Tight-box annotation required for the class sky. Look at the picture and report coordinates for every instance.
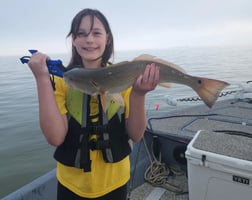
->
[1,0,252,56]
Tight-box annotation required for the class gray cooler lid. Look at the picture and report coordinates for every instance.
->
[192,130,252,161]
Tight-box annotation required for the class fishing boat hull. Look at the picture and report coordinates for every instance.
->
[3,97,252,200]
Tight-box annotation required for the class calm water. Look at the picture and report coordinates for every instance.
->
[0,46,252,197]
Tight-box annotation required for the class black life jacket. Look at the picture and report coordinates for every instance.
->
[54,89,132,172]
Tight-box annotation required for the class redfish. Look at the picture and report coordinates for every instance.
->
[63,54,229,108]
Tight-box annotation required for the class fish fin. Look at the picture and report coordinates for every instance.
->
[159,82,172,88]
[133,54,186,73]
[110,61,130,67]
[100,93,125,112]
[110,93,125,107]
[100,93,108,112]
[193,77,230,108]
[133,54,156,61]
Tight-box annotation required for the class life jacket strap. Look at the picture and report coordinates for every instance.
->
[79,94,92,172]
[79,94,107,172]
[79,132,92,172]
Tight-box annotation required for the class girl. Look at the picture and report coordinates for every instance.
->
[28,8,160,200]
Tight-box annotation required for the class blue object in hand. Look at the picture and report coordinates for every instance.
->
[20,50,66,77]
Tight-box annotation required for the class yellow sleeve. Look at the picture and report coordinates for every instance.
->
[121,87,132,119]
[54,76,68,115]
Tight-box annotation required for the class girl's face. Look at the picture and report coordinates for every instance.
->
[73,16,108,68]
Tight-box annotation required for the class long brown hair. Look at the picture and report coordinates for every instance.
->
[67,8,114,68]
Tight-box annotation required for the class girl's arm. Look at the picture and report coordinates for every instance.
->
[126,63,159,142]
[28,52,68,146]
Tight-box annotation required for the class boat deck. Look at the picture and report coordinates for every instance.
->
[131,181,188,200]
[130,97,252,200]
[130,176,189,200]
[147,98,252,138]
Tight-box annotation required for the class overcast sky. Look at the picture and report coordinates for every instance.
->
[1,0,252,55]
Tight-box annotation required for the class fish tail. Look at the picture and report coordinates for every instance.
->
[193,78,230,108]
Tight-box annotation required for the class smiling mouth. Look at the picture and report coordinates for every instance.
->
[83,47,98,51]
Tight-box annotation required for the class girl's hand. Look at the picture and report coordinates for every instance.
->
[132,63,160,96]
[28,52,50,79]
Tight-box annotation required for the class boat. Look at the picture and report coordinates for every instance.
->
[3,88,252,200]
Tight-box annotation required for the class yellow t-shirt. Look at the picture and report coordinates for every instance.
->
[53,76,131,198]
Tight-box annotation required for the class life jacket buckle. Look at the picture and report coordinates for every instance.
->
[89,139,109,150]
[88,125,108,135]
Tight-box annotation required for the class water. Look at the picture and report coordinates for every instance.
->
[0,46,251,197]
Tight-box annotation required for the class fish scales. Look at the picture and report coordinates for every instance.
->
[63,55,230,108]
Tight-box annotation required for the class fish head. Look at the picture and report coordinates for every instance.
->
[63,68,100,95]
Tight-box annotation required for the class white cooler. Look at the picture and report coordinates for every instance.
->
[185,130,252,200]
